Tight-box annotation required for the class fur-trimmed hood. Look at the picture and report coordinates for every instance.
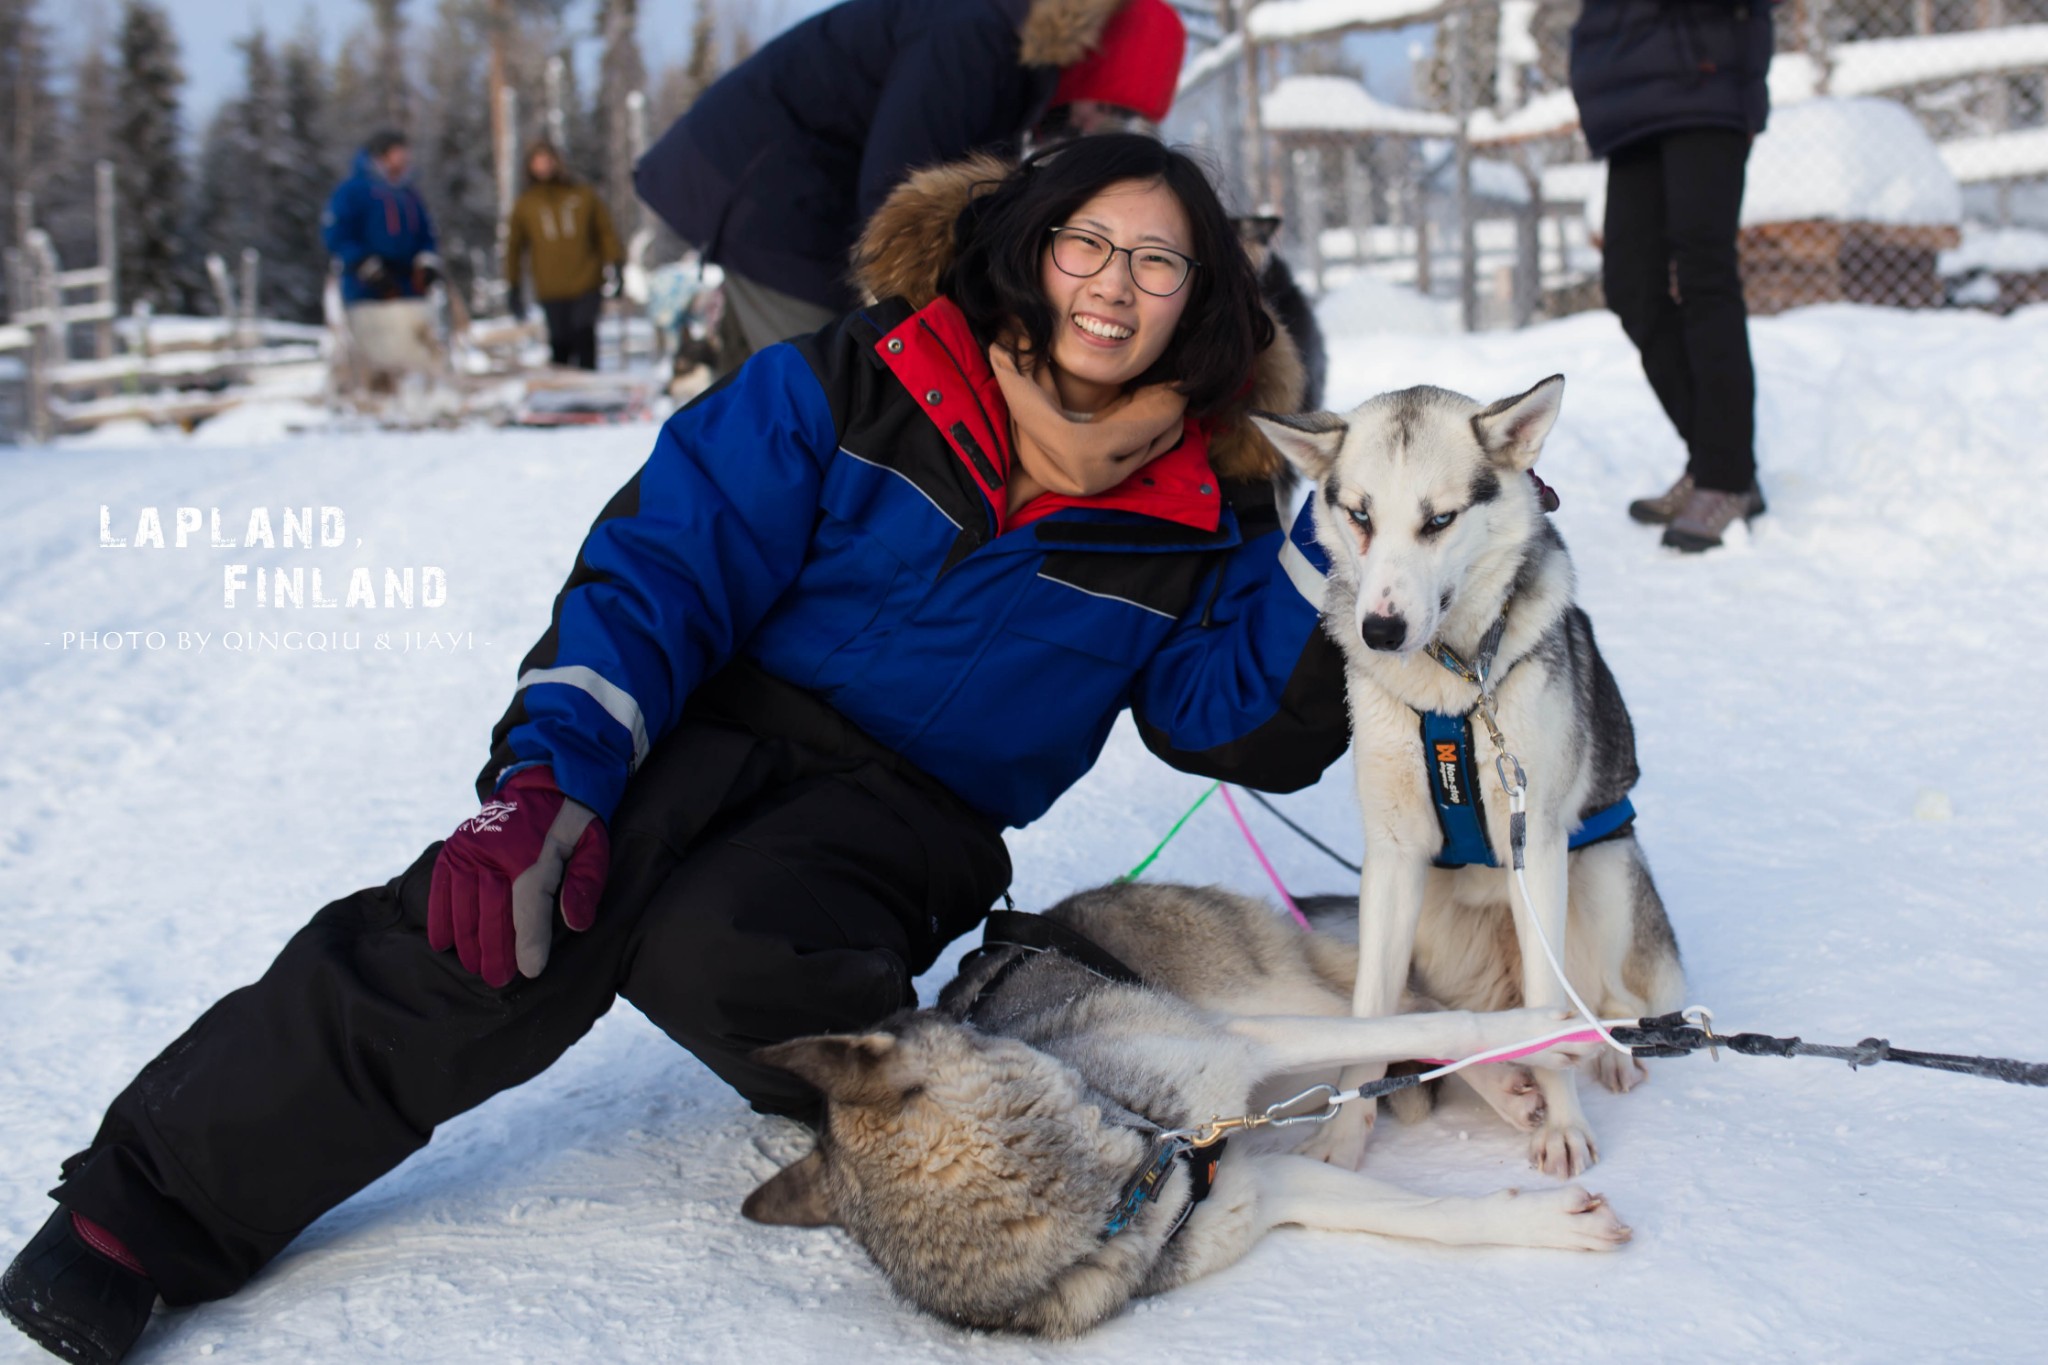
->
[1019,0,1128,68]
[851,154,1308,483]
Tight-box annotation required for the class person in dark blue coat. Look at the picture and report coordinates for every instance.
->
[636,0,1187,372]
[4,136,1331,1364]
[1571,0,1773,551]
[321,130,441,305]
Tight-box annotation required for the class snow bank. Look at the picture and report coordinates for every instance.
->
[1261,74,1456,136]
[1744,98,1962,227]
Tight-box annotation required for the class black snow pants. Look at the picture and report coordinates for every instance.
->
[1601,128,1758,493]
[48,664,1011,1308]
[541,290,603,369]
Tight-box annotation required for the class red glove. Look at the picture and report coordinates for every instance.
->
[428,767,609,987]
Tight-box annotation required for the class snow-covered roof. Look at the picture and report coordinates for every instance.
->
[1744,98,1961,228]
[1468,88,1580,145]
[1940,127,2048,185]
[1770,26,2048,106]
[1939,224,2048,275]
[1245,0,1445,43]
[1177,31,1244,98]
[1261,75,1458,136]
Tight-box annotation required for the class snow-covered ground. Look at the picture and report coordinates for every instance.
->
[4,300,2048,1362]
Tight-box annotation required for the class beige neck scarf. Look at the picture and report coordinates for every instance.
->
[987,343,1188,516]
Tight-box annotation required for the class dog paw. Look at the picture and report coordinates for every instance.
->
[1592,1049,1649,1094]
[1503,1185,1632,1251]
[1528,1120,1598,1179]
[1457,1064,1546,1133]
[1293,1103,1374,1170]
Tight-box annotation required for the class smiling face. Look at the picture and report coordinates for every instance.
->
[1037,178,1195,415]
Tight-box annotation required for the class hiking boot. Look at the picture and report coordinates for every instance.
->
[0,1209,157,1364]
[1662,483,1767,553]
[1627,473,1694,525]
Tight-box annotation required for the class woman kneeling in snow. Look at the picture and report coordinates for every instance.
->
[1,134,1343,1364]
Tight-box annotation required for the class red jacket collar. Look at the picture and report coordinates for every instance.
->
[874,298,1223,535]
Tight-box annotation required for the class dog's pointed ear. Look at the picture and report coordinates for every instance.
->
[756,1033,906,1107]
[1250,411,1347,482]
[1472,375,1564,472]
[743,1149,835,1227]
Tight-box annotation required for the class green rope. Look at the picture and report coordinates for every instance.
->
[1118,781,1220,883]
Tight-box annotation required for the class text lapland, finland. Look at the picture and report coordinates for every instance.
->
[99,506,447,609]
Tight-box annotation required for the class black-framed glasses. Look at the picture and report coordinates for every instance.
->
[1047,227,1199,298]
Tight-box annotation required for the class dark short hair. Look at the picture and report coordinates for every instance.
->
[941,134,1273,420]
[367,130,409,158]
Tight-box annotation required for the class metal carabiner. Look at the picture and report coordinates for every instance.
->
[1261,1083,1341,1128]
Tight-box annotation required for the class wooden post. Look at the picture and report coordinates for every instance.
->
[1451,13,1478,331]
[496,84,520,315]
[238,248,260,350]
[1238,3,1270,210]
[95,161,118,360]
[24,231,57,442]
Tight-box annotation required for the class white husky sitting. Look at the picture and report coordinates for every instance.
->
[745,882,1627,1338]
[1253,378,1686,1178]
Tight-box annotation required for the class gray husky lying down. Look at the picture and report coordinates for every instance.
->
[744,881,1628,1338]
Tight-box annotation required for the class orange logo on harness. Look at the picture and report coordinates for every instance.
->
[1434,742,1459,765]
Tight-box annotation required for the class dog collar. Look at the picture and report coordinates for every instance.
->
[1102,1134,1227,1243]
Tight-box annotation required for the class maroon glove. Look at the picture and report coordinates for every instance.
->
[428,766,609,987]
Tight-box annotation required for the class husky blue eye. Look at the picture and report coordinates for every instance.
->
[1346,506,1371,532]
[1425,511,1457,533]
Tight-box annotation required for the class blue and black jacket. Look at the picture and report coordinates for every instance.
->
[322,150,439,303]
[480,295,1349,830]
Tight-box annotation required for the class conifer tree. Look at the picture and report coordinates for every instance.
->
[114,0,193,312]
[594,0,646,247]
[45,17,117,277]
[1,0,62,309]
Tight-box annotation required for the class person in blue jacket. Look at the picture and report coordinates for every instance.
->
[321,130,442,305]
[635,0,1188,372]
[2,135,1334,1364]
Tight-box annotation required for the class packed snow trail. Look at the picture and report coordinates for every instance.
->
[3,303,2046,1362]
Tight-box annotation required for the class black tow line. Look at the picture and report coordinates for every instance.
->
[1611,1012,2048,1088]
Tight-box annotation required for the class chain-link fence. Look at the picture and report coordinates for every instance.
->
[1168,0,2048,328]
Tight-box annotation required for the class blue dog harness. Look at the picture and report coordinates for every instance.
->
[1419,615,1635,870]
[1420,709,1636,868]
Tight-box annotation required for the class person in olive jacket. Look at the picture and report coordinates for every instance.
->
[505,142,627,370]
[1571,0,1773,552]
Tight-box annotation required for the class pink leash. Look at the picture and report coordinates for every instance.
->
[1218,784,1312,929]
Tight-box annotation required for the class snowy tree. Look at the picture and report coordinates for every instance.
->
[114,0,193,313]
[43,14,117,279]
[1,0,62,311]
[367,0,414,131]
[594,0,647,251]
[415,0,498,300]
[273,36,339,321]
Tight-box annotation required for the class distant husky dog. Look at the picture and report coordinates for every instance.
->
[1236,214,1327,411]
[1252,379,1685,1179]
[745,882,1628,1337]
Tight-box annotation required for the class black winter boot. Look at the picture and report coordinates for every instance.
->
[0,1208,157,1364]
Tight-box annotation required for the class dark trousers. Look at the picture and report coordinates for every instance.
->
[541,291,603,369]
[49,702,1010,1307]
[1602,128,1758,493]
